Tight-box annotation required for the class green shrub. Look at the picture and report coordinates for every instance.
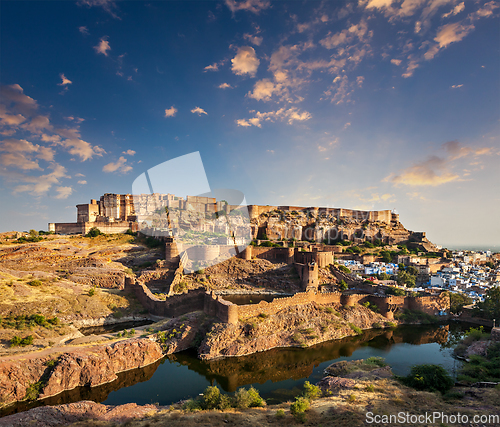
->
[182,399,202,411]
[348,323,362,334]
[399,364,454,394]
[347,394,356,403]
[88,287,96,296]
[303,381,321,400]
[173,281,188,293]
[290,396,310,422]
[10,335,33,347]
[365,357,387,367]
[27,280,43,287]
[25,381,43,401]
[365,384,375,392]
[372,322,382,329]
[85,227,102,238]
[276,409,285,419]
[339,280,348,291]
[247,386,265,407]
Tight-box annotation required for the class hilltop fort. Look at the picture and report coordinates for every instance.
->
[49,193,437,253]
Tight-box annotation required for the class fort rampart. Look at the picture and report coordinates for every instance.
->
[125,277,449,325]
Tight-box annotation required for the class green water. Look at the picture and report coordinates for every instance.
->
[1,322,475,417]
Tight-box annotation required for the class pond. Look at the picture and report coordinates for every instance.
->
[0,322,478,418]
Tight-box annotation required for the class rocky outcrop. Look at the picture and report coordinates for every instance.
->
[198,302,395,360]
[0,338,163,408]
[0,400,158,427]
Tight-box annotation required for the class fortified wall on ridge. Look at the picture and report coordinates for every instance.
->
[124,276,450,325]
[49,193,437,253]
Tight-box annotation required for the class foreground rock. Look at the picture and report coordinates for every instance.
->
[0,338,163,408]
[0,401,157,427]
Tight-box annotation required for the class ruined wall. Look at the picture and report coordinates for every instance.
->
[125,277,205,317]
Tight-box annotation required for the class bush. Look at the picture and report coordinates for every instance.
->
[85,227,102,238]
[88,287,96,296]
[10,335,33,347]
[276,409,285,419]
[338,265,351,274]
[399,364,454,394]
[173,281,188,293]
[385,286,406,296]
[202,386,221,409]
[339,280,348,291]
[303,381,321,400]
[349,323,362,334]
[290,396,310,422]
[27,280,43,287]
[182,399,202,411]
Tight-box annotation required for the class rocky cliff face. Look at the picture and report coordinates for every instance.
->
[0,338,163,408]
[198,302,394,360]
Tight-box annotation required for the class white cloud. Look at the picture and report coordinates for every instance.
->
[79,26,89,35]
[231,46,260,77]
[7,163,69,196]
[204,63,219,72]
[0,105,26,127]
[243,33,263,46]
[122,149,136,156]
[77,0,120,19]
[78,180,87,185]
[0,84,38,116]
[391,59,402,65]
[236,107,311,127]
[218,83,233,89]
[451,84,463,89]
[236,119,252,127]
[94,37,111,56]
[224,0,270,14]
[164,106,177,117]
[442,2,465,18]
[41,134,61,143]
[402,58,419,78]
[55,137,105,161]
[384,140,493,186]
[191,107,208,115]
[364,0,394,10]
[21,115,53,134]
[54,186,73,199]
[435,22,475,48]
[102,156,132,173]
[58,74,72,86]
[248,79,277,101]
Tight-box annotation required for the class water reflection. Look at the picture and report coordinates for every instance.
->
[1,322,474,418]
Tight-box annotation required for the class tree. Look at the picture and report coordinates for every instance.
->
[449,292,473,315]
[380,251,392,263]
[85,227,102,238]
[339,280,348,291]
[475,286,500,320]
[400,364,454,394]
[397,270,416,288]
[385,286,406,296]
[406,266,419,276]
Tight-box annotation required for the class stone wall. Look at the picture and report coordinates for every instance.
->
[126,278,449,325]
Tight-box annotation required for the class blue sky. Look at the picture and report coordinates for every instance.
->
[0,0,499,248]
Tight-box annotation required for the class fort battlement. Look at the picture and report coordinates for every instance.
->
[125,277,450,325]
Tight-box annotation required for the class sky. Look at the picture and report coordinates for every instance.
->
[0,0,499,249]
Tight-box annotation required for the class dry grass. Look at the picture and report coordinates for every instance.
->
[60,378,500,427]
